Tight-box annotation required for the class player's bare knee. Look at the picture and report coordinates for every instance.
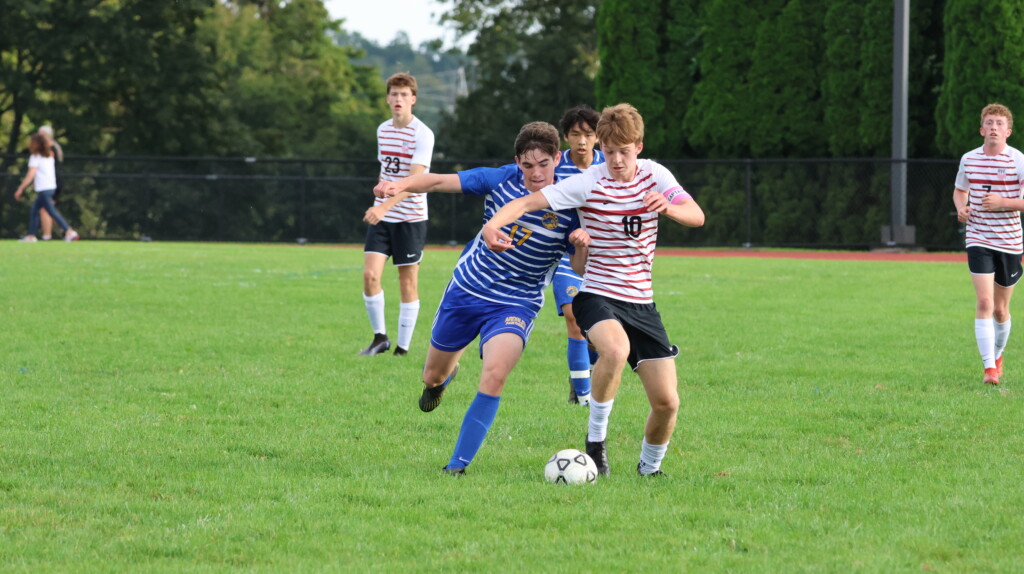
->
[363,271,381,291]
[597,345,629,366]
[976,295,995,314]
[422,366,448,387]
[651,395,679,415]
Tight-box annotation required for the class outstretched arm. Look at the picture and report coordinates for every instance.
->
[373,172,463,198]
[481,192,553,251]
[364,164,428,224]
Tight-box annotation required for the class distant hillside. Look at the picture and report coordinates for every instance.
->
[333,30,471,131]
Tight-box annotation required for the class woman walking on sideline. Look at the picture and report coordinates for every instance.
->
[13,133,79,242]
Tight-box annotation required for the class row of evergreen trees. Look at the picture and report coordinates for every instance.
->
[595,0,1024,160]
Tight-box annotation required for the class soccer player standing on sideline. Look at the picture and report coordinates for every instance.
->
[553,106,604,406]
[954,103,1024,385]
[374,122,588,476]
[360,73,435,357]
[482,104,705,477]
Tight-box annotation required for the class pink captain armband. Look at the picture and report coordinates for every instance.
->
[664,188,691,205]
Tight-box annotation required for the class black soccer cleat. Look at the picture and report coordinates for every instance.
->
[442,465,466,476]
[586,438,610,476]
[419,364,459,412]
[637,462,665,477]
[394,346,408,356]
[358,333,390,356]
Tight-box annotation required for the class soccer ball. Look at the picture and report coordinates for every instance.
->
[544,449,598,484]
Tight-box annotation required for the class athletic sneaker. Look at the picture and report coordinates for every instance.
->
[637,462,665,477]
[996,355,1004,377]
[419,364,459,412]
[358,333,390,356]
[18,236,38,243]
[64,230,79,242]
[442,465,465,476]
[394,346,408,356]
[983,367,1000,385]
[586,439,609,476]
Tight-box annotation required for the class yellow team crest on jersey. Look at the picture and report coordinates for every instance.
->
[542,212,560,230]
[504,316,527,329]
[566,286,579,297]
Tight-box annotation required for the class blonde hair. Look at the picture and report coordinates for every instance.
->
[981,103,1013,129]
[596,103,644,146]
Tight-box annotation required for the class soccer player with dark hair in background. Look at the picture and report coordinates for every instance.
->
[552,105,604,406]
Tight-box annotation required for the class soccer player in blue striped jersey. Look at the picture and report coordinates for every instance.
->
[553,106,604,406]
[373,121,590,475]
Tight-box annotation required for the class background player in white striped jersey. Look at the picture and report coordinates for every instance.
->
[553,106,604,406]
[482,103,705,477]
[359,73,435,357]
[373,122,589,476]
[953,103,1024,385]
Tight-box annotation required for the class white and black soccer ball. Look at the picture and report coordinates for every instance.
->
[544,449,598,484]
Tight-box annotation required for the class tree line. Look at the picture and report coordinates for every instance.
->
[5,1,1023,161]
[3,0,1023,247]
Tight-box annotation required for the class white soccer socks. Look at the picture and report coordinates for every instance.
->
[587,399,614,443]
[363,291,386,336]
[397,300,420,351]
[976,318,996,369]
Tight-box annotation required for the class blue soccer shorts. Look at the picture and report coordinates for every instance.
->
[430,281,536,357]
[551,254,583,316]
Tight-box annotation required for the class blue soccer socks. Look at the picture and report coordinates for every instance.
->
[447,392,501,470]
[567,337,592,402]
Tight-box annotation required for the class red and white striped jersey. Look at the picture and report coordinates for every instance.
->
[375,117,435,223]
[955,145,1024,254]
[541,159,685,304]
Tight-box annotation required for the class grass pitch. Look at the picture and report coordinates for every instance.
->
[1,241,1022,572]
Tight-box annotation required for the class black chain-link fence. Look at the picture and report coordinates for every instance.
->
[0,154,962,250]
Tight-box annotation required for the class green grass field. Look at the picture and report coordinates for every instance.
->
[2,241,1022,572]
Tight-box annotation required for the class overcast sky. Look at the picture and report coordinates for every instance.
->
[323,0,465,47]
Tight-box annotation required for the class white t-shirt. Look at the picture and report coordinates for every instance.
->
[541,159,685,304]
[28,154,57,191]
[955,145,1024,254]
[375,116,435,223]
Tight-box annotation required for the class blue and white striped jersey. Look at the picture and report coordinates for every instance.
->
[451,164,580,316]
[555,148,604,180]
[552,149,604,279]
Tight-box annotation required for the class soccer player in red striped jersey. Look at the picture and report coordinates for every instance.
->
[359,73,436,357]
[954,103,1024,385]
[482,103,705,476]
